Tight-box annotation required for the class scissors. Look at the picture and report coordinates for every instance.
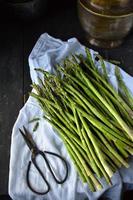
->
[19,126,68,195]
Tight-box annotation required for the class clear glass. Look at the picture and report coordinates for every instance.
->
[78,0,133,48]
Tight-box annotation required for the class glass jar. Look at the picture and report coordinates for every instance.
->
[78,0,133,48]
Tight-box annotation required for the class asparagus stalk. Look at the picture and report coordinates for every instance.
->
[81,127,112,185]
[82,58,133,114]
[80,71,133,141]
[79,114,114,178]
[65,141,95,192]
[94,127,129,168]
[115,66,133,111]
[31,48,133,192]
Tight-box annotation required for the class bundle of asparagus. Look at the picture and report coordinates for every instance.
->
[31,48,133,192]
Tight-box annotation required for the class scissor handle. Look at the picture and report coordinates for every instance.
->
[26,150,68,195]
[44,151,68,184]
[26,150,50,195]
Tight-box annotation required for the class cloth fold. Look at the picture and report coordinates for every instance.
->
[9,33,133,200]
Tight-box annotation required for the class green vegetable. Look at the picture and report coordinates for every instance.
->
[115,66,133,111]
[33,122,39,132]
[30,48,133,191]
[29,118,40,123]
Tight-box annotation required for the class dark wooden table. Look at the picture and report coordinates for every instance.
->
[0,0,133,198]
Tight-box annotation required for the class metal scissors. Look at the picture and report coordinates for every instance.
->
[19,126,68,195]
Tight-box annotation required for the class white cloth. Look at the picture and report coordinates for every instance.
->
[9,33,133,200]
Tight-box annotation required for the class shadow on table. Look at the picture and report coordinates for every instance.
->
[0,195,12,200]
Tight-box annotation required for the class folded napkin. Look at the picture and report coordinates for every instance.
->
[9,33,133,200]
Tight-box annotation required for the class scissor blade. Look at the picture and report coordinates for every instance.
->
[23,126,37,149]
[19,128,36,151]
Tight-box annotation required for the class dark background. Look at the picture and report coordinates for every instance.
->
[0,0,133,199]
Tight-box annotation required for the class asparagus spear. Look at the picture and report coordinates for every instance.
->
[30,48,133,192]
